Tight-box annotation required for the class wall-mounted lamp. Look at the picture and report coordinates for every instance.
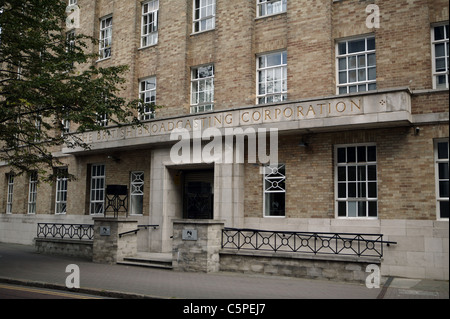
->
[299,141,309,147]
[107,155,121,163]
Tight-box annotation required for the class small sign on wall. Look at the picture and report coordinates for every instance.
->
[100,226,110,236]
[182,229,197,241]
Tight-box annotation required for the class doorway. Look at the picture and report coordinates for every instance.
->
[183,169,214,219]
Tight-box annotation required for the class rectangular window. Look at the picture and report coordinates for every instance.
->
[61,118,70,135]
[65,29,76,54]
[6,174,14,214]
[435,139,449,219]
[27,171,38,214]
[141,0,159,47]
[90,164,105,215]
[257,0,287,17]
[139,77,156,120]
[97,113,108,127]
[263,164,286,217]
[191,64,214,113]
[130,172,144,215]
[432,24,449,89]
[337,36,376,94]
[55,168,68,215]
[335,144,378,218]
[193,0,215,33]
[99,16,112,60]
[257,51,287,104]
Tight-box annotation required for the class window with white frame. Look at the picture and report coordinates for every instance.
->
[6,173,14,214]
[141,0,159,47]
[257,51,287,104]
[139,77,156,120]
[27,171,38,214]
[191,64,214,113]
[263,164,286,217]
[97,113,108,127]
[337,36,376,94]
[336,144,377,218]
[257,0,287,17]
[193,0,215,33]
[130,172,144,215]
[66,29,76,54]
[99,16,112,60]
[33,114,42,142]
[55,168,68,214]
[432,24,449,89]
[90,164,105,215]
[61,118,70,135]
[435,139,449,219]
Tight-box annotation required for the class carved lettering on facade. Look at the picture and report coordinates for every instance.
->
[81,98,365,144]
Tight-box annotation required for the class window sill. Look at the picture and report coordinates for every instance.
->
[138,43,158,51]
[335,216,379,220]
[96,56,111,63]
[263,215,286,218]
[190,28,215,37]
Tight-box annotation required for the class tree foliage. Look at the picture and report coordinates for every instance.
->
[0,0,142,181]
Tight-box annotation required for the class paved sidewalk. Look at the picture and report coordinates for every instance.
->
[0,243,448,300]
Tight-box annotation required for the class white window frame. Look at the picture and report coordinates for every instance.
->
[6,174,14,214]
[141,0,159,48]
[65,29,76,53]
[257,0,287,18]
[99,15,112,60]
[263,164,286,217]
[336,36,376,95]
[434,138,449,220]
[90,164,105,215]
[431,23,449,89]
[61,118,70,135]
[193,0,215,33]
[55,168,68,215]
[96,113,108,127]
[191,64,214,113]
[130,171,144,215]
[257,51,287,104]
[27,171,38,214]
[139,77,156,120]
[335,143,378,219]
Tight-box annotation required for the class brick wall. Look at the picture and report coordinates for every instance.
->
[1,1,448,219]
[244,123,449,220]
[70,0,449,117]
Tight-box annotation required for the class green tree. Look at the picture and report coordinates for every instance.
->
[0,0,143,181]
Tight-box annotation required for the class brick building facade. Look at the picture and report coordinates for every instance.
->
[0,0,448,280]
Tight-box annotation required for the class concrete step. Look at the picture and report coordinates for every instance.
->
[117,252,173,270]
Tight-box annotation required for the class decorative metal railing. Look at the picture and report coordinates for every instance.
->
[222,228,396,258]
[37,223,94,240]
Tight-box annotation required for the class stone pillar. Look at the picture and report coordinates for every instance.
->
[172,219,225,273]
[92,218,138,264]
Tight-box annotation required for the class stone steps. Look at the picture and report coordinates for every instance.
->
[117,252,173,270]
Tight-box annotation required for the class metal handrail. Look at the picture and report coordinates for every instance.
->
[138,224,159,230]
[118,229,139,238]
[118,224,159,238]
[222,227,397,258]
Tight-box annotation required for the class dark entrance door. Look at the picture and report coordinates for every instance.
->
[183,170,214,219]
